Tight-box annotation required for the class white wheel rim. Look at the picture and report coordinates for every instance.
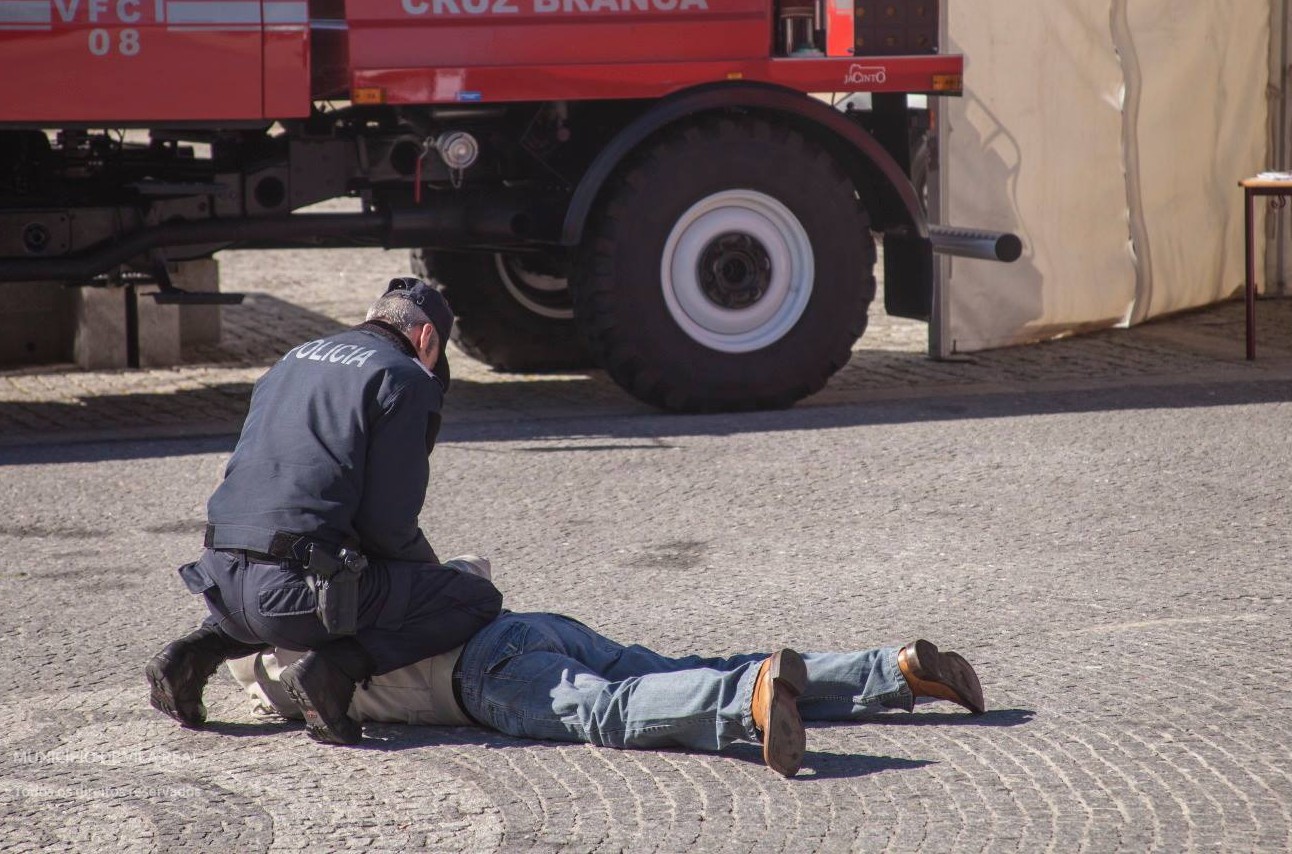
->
[495,253,574,320]
[660,190,814,353]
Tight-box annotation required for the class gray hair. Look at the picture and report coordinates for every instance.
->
[365,293,432,334]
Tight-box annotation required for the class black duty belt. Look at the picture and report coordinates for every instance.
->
[206,524,367,635]
[204,525,334,565]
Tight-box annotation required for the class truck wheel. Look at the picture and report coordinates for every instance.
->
[573,116,876,412]
[410,249,593,371]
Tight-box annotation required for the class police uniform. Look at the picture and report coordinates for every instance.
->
[183,308,501,676]
[148,279,498,744]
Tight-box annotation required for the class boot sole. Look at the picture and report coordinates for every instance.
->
[762,649,808,777]
[280,669,362,746]
[908,639,986,715]
[144,657,206,728]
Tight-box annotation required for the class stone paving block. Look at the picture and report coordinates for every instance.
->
[0,282,73,367]
[71,286,180,370]
[174,258,222,348]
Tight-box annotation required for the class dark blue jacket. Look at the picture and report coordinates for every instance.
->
[206,322,443,562]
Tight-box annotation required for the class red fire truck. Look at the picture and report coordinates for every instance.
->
[0,0,1016,410]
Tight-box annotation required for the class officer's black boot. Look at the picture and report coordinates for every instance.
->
[145,624,267,728]
[279,638,374,746]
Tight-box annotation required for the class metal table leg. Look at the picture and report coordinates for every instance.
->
[1246,187,1257,360]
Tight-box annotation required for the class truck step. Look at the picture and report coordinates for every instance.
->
[151,290,245,305]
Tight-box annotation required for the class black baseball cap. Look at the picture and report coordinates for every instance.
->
[385,277,453,387]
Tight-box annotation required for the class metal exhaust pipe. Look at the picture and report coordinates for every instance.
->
[929,225,1023,263]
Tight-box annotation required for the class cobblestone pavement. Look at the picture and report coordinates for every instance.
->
[1,245,1291,851]
[3,237,1292,443]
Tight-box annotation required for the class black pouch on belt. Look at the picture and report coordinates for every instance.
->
[307,544,368,636]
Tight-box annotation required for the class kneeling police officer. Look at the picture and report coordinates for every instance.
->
[145,278,502,745]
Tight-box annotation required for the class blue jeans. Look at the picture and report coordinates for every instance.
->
[455,613,914,753]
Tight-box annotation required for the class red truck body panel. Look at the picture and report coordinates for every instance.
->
[264,4,312,116]
[339,0,959,105]
[0,0,308,121]
[354,54,959,105]
[347,0,771,68]
[0,0,959,122]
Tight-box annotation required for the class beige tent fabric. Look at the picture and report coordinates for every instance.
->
[1122,2,1271,319]
[942,1,1271,352]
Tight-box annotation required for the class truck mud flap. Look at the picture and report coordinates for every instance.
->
[883,231,935,322]
[883,226,1022,322]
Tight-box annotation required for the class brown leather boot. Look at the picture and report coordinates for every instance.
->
[750,648,808,777]
[898,639,985,715]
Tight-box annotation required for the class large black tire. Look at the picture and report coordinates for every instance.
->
[573,115,877,412]
[410,249,593,372]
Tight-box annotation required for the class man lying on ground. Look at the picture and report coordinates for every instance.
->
[225,557,985,777]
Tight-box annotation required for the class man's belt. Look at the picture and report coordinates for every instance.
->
[451,653,486,728]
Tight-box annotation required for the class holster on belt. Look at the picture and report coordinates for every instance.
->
[306,544,368,636]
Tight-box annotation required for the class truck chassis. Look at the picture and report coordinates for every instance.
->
[0,0,1016,410]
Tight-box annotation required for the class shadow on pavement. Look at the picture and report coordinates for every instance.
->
[336,725,942,781]
[863,708,1036,727]
[4,375,1292,467]
[184,293,351,366]
[155,708,1025,779]
[0,432,237,465]
[203,719,303,738]
[349,725,592,752]
[437,376,1292,445]
[711,743,937,779]
[798,752,937,781]
[0,382,252,449]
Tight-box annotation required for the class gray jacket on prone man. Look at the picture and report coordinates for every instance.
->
[145,278,503,747]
